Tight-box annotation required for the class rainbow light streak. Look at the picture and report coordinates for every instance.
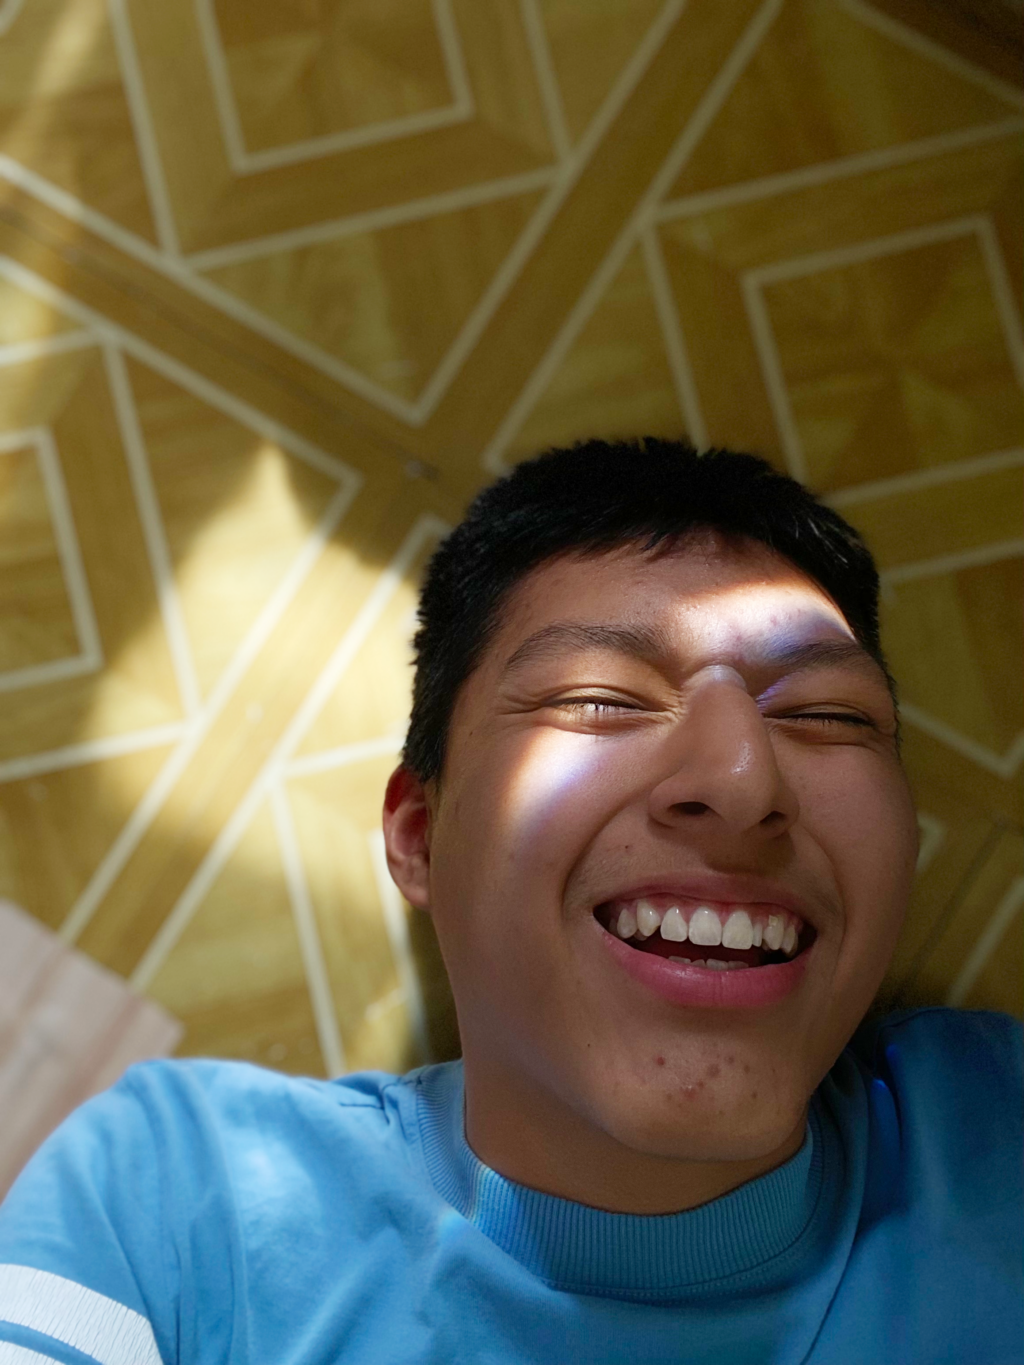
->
[677,582,854,665]
[499,728,613,850]
[494,581,859,846]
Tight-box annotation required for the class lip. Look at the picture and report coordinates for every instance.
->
[597,918,813,1009]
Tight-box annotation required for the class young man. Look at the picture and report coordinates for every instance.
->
[1,440,1020,1365]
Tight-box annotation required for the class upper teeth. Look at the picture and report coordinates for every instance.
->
[613,898,804,958]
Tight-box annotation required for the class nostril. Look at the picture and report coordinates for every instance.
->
[674,801,710,815]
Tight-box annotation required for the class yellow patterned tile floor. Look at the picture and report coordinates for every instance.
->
[0,0,1020,1078]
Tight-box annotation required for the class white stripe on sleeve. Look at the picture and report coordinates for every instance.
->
[0,1266,162,1365]
[0,1343,67,1365]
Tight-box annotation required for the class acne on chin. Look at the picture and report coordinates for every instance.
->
[594,1055,809,1164]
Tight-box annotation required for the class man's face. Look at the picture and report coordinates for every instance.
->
[392,535,917,1175]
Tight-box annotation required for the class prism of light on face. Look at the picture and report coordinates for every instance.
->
[680,581,854,662]
[498,726,616,852]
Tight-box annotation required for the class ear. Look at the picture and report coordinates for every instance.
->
[382,765,433,910]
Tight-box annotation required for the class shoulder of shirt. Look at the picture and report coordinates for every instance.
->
[112,1055,458,1116]
[848,1004,1022,1073]
[97,1057,388,1132]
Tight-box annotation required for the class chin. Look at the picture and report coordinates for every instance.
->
[598,1079,808,1166]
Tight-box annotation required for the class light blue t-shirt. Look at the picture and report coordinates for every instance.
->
[0,1007,1020,1365]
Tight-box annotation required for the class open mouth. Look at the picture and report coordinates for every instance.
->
[594,895,815,971]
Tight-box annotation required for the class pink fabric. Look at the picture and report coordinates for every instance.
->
[0,900,182,1197]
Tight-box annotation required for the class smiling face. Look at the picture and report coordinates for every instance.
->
[384,533,918,1211]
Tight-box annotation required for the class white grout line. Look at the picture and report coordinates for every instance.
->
[481,0,785,474]
[192,0,254,170]
[840,0,1024,112]
[0,155,173,263]
[58,718,202,944]
[0,260,365,943]
[0,155,423,425]
[881,536,1024,586]
[30,427,105,673]
[0,722,187,785]
[368,828,431,1064]
[127,749,261,988]
[559,0,691,175]
[151,366,355,483]
[270,782,347,1077]
[411,0,694,423]
[108,319,361,482]
[57,472,357,946]
[916,811,946,874]
[194,0,472,176]
[0,275,367,698]
[975,215,1024,394]
[745,214,986,286]
[431,0,475,112]
[639,228,708,446]
[0,654,100,695]
[156,267,426,424]
[186,482,363,710]
[0,0,696,426]
[237,97,474,178]
[0,136,552,430]
[0,253,364,483]
[477,222,634,474]
[126,513,446,987]
[201,0,698,423]
[0,0,25,36]
[518,0,572,162]
[286,733,406,780]
[230,15,474,173]
[184,168,558,271]
[2,20,1021,434]
[106,0,183,255]
[0,332,97,366]
[739,274,808,481]
[656,118,1024,222]
[826,447,1024,508]
[102,346,203,718]
[408,182,570,422]
[900,703,1024,781]
[263,514,447,778]
[946,875,1024,1007]
[0,426,52,455]
[740,214,1008,482]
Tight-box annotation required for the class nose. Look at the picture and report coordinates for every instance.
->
[648,668,799,838]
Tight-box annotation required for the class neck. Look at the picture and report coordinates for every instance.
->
[461,1055,808,1215]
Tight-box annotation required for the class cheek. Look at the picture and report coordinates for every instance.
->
[503,732,620,848]
[796,751,917,927]
[441,730,641,894]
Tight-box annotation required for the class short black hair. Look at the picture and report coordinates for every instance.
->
[404,438,890,782]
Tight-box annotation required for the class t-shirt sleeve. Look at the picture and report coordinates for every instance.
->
[0,1065,183,1365]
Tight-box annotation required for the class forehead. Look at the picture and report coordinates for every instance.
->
[492,534,855,662]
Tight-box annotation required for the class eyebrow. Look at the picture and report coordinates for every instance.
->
[759,639,897,696]
[501,622,672,675]
[501,622,886,682]
[760,638,882,674]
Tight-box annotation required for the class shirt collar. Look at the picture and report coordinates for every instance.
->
[414,1061,835,1299]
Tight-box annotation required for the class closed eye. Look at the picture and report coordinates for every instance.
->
[554,697,640,715]
[782,710,873,726]
[549,693,650,721]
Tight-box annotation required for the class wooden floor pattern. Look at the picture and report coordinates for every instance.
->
[0,0,1020,1079]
